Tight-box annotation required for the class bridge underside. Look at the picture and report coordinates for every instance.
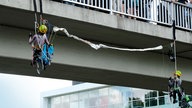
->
[1,56,192,94]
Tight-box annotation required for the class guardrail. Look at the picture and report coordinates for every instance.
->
[55,0,192,31]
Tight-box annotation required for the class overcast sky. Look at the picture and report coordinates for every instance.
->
[0,73,72,108]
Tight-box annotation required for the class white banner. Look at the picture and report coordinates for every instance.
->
[53,26,163,51]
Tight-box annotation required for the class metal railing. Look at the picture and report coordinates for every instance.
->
[57,0,192,31]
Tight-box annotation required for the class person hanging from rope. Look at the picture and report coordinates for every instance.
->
[172,70,182,106]
[29,24,50,67]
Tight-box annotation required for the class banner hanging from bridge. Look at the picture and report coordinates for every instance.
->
[53,26,163,51]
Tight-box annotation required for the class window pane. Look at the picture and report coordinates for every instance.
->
[51,96,62,108]
[61,95,70,108]
[145,97,157,107]
[98,88,109,107]
[89,90,99,107]
[79,92,89,108]
[70,94,78,108]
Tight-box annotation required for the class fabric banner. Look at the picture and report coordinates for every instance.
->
[53,26,163,51]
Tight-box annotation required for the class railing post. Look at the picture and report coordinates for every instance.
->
[172,2,176,21]
[172,2,176,25]
[109,0,113,15]
[157,91,159,106]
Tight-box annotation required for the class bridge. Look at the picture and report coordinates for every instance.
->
[0,0,192,93]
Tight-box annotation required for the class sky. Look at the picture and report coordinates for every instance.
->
[0,73,72,108]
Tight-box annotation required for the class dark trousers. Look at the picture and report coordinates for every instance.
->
[173,89,182,105]
[33,49,42,63]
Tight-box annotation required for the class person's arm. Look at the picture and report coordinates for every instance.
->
[168,78,171,92]
[29,35,36,44]
[177,78,182,86]
[168,85,170,92]
[44,34,50,45]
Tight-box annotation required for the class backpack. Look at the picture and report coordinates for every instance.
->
[42,44,54,65]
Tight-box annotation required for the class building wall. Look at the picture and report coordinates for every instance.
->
[41,83,192,108]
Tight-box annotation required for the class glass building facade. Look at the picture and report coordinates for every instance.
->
[42,83,192,108]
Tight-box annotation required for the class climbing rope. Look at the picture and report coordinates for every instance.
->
[172,20,177,72]
[39,0,43,25]
[33,0,38,34]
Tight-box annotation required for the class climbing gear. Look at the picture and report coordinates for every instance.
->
[172,20,177,72]
[33,0,44,33]
[168,43,175,62]
[39,0,43,25]
[33,0,38,34]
